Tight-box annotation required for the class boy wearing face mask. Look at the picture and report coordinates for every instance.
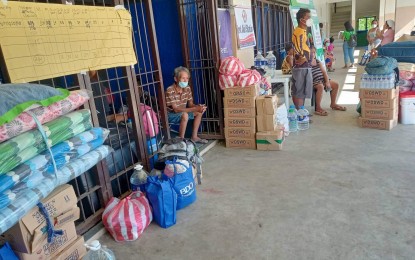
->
[291,8,313,109]
[165,66,208,143]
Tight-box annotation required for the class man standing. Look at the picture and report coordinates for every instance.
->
[165,66,208,144]
[291,8,313,109]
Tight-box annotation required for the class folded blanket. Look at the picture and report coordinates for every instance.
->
[0,109,92,174]
[0,145,113,233]
[0,127,109,194]
[0,90,90,143]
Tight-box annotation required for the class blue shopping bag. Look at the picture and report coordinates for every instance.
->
[164,159,197,210]
[145,176,177,228]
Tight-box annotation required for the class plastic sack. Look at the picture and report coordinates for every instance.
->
[261,77,271,91]
[236,69,262,87]
[146,176,177,228]
[219,74,237,90]
[164,159,189,178]
[164,159,196,210]
[139,104,159,138]
[219,56,245,76]
[365,56,398,75]
[102,191,152,242]
[0,109,92,175]
[0,90,90,144]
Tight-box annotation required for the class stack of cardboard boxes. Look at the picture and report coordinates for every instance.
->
[358,88,399,130]
[3,184,87,260]
[223,85,258,149]
[255,95,284,151]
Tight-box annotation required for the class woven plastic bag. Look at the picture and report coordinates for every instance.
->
[102,191,152,242]
[219,74,238,90]
[237,69,262,87]
[219,56,245,76]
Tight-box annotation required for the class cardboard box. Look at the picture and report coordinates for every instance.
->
[256,130,284,151]
[54,236,87,260]
[223,96,256,108]
[225,127,256,139]
[257,114,277,132]
[225,138,256,149]
[224,107,256,118]
[14,222,78,260]
[359,88,398,100]
[357,117,398,130]
[224,85,258,97]
[4,185,79,253]
[256,95,278,115]
[360,98,398,110]
[224,117,256,128]
[361,107,398,120]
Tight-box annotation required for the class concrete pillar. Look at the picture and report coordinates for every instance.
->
[351,0,356,28]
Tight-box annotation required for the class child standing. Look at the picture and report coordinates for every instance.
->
[325,36,335,72]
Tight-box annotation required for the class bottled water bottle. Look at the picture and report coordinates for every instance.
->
[84,240,116,260]
[130,164,148,192]
[265,51,277,78]
[288,105,298,133]
[297,106,310,130]
[254,51,267,69]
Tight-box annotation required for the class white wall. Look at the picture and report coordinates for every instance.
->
[395,0,415,38]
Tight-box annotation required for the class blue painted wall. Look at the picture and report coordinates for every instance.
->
[153,0,184,89]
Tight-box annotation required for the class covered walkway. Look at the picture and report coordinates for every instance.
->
[98,46,415,259]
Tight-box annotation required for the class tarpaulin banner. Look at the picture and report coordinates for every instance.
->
[217,9,234,59]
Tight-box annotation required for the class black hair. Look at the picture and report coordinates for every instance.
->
[319,23,323,29]
[330,36,334,43]
[371,19,378,24]
[285,44,293,53]
[344,21,354,32]
[296,8,310,24]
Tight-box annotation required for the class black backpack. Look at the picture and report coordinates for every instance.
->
[348,33,357,48]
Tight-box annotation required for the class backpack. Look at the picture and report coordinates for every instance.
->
[348,32,357,48]
[365,56,399,80]
[155,138,203,184]
[139,104,159,138]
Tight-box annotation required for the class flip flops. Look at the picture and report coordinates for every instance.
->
[331,105,347,111]
[314,110,328,116]
[192,138,208,144]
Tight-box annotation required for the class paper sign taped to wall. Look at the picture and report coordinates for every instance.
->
[0,1,137,83]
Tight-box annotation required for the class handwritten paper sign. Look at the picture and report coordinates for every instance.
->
[0,1,137,83]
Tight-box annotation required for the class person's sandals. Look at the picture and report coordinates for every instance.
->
[314,110,328,116]
[192,138,209,144]
[331,105,347,111]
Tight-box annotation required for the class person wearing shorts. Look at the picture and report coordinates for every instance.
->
[165,66,208,144]
[310,46,346,116]
[291,8,313,109]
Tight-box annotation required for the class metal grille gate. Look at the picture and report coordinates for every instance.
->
[1,0,166,234]
[177,0,223,139]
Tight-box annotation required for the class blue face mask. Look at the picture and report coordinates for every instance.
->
[178,81,188,88]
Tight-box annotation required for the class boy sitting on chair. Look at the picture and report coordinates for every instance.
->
[165,66,208,144]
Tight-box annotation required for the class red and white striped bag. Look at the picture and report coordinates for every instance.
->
[219,74,238,90]
[219,56,245,76]
[236,69,262,87]
[102,191,152,242]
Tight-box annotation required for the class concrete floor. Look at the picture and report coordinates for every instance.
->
[98,48,415,259]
